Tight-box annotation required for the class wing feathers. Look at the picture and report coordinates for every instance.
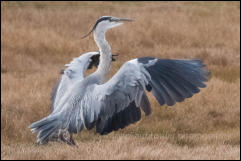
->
[68,57,208,135]
[96,101,141,135]
[142,58,208,106]
[83,57,208,134]
[140,92,151,116]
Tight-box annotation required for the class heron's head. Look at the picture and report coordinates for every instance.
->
[82,16,132,38]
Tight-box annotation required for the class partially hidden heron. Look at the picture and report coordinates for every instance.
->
[29,16,209,146]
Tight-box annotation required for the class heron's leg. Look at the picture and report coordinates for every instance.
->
[69,133,77,146]
[59,131,73,145]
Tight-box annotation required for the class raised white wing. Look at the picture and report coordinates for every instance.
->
[51,52,100,112]
[81,57,209,134]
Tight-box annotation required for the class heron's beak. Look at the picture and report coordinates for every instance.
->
[114,18,133,22]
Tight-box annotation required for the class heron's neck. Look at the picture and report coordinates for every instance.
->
[94,30,112,83]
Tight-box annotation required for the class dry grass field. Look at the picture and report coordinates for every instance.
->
[1,1,240,160]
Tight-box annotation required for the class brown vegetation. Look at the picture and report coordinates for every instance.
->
[1,1,240,160]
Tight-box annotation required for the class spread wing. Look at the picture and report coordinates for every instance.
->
[81,57,209,134]
[51,52,100,112]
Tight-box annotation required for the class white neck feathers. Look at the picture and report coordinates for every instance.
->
[94,29,112,83]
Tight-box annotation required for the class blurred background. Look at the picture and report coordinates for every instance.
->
[1,1,240,160]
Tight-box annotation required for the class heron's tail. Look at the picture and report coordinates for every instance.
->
[29,115,62,144]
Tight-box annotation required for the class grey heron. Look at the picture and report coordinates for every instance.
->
[29,16,209,146]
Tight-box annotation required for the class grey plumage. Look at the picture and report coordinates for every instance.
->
[50,52,99,112]
[29,16,209,145]
[79,58,208,135]
[138,58,209,106]
[96,101,142,135]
